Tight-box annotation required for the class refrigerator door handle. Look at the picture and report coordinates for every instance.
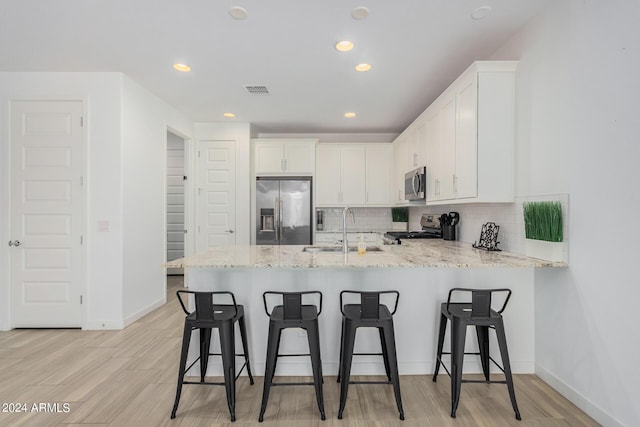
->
[274,197,280,241]
[279,197,284,243]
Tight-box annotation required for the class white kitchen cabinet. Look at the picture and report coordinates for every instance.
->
[392,135,408,205]
[315,145,342,205]
[423,61,517,204]
[365,145,392,205]
[339,146,366,205]
[454,75,479,199]
[316,144,391,207]
[253,139,316,175]
[392,117,427,206]
[407,119,427,169]
[429,95,456,201]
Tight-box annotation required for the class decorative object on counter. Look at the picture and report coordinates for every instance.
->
[440,212,460,241]
[391,207,408,231]
[472,222,501,251]
[523,201,564,262]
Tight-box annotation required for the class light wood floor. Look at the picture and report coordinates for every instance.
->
[0,276,600,427]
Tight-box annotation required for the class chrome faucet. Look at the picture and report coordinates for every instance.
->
[342,207,354,254]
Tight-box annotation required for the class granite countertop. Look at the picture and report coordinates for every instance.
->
[167,240,566,269]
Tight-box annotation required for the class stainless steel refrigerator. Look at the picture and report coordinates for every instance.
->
[256,177,312,245]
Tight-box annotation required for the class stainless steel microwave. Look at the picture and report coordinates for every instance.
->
[404,166,426,201]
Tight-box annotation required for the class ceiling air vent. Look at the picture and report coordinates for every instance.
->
[243,85,269,95]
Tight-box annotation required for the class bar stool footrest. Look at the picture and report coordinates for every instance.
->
[349,380,393,385]
[271,382,316,387]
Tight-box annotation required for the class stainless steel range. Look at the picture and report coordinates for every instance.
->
[384,214,443,243]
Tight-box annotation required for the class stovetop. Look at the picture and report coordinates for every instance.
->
[384,229,442,243]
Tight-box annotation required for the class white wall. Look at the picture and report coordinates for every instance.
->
[489,2,640,426]
[0,72,125,330]
[194,123,252,246]
[121,76,192,324]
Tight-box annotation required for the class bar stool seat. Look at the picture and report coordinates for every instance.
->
[337,290,404,421]
[170,290,254,422]
[432,288,521,420]
[259,291,325,422]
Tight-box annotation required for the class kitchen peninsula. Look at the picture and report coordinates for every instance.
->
[168,240,564,378]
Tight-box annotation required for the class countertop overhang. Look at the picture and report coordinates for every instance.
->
[167,240,566,269]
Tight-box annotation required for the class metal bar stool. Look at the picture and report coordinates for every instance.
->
[337,290,404,420]
[432,288,521,420]
[259,291,325,422]
[170,290,254,422]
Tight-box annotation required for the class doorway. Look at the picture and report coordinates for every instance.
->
[166,131,186,275]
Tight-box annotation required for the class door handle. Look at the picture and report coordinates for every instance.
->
[225,230,234,234]
[8,240,21,247]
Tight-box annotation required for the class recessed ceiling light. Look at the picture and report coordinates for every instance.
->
[344,112,356,118]
[229,6,248,20]
[173,63,191,72]
[471,5,492,20]
[352,6,370,20]
[223,113,236,118]
[335,40,354,52]
[355,63,372,72]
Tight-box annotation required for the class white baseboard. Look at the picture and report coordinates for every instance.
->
[83,298,165,330]
[123,297,166,328]
[536,363,624,427]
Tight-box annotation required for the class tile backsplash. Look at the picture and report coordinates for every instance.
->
[317,207,393,232]
[409,193,569,259]
[315,194,569,261]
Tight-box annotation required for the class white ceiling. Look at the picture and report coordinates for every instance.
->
[0,0,550,134]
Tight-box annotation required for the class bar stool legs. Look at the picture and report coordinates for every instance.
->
[219,321,237,421]
[433,288,521,421]
[337,319,356,420]
[259,291,325,422]
[495,320,521,420]
[382,322,404,420]
[171,291,254,422]
[171,322,193,419]
[450,317,466,418]
[336,290,405,421]
[306,321,326,420]
[258,323,279,422]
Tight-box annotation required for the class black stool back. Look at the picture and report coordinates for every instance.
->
[433,287,520,420]
[259,291,325,422]
[337,290,404,420]
[170,290,254,422]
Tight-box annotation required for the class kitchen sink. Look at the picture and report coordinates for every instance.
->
[302,246,382,253]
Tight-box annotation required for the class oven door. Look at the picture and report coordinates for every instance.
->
[404,167,426,200]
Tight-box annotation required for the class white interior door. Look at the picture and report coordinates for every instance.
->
[167,132,185,274]
[196,140,236,250]
[10,100,84,327]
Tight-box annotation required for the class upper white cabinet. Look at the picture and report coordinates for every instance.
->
[365,145,392,205]
[392,117,427,206]
[253,139,317,175]
[407,120,427,169]
[409,61,517,204]
[392,135,409,205]
[316,143,391,207]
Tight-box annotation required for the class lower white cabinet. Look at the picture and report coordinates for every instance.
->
[316,143,391,207]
